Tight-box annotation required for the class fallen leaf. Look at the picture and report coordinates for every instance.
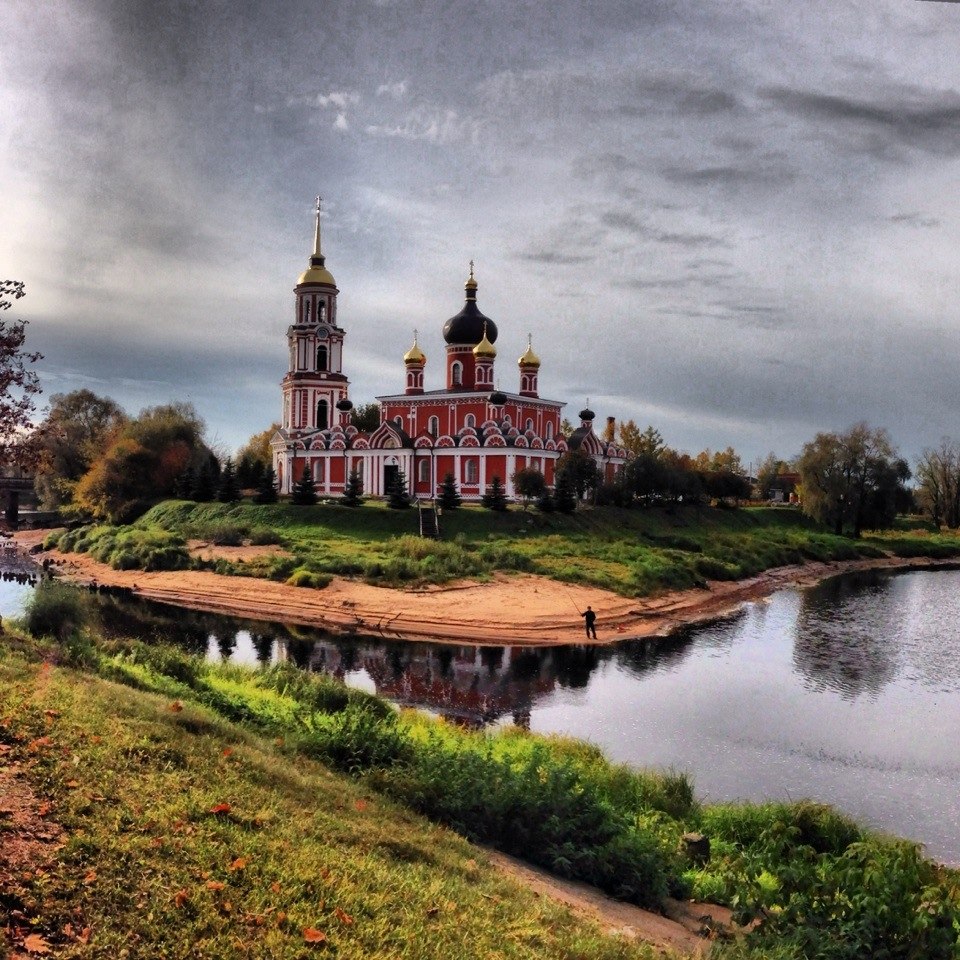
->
[65,779,80,789]
[353,800,367,812]
[270,881,281,894]
[22,933,51,954]
[209,803,232,815]
[228,857,248,872]
[206,880,225,891]
[173,889,190,908]
[334,907,353,926]
[221,900,233,914]
[83,869,97,885]
[276,910,287,924]
[27,736,53,753]
[78,927,91,944]
[303,927,327,944]
[169,701,184,713]
[221,747,233,757]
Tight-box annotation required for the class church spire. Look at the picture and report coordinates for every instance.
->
[313,196,323,259]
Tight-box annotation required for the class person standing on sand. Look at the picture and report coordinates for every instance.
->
[581,605,597,639]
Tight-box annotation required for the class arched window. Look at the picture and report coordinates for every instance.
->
[316,344,328,371]
[316,399,329,430]
[318,300,326,321]
[465,459,478,484]
[451,361,462,387]
[546,422,554,441]
[465,414,475,429]
[417,459,430,483]
[428,416,439,437]
[525,418,534,432]
[394,416,403,428]
[304,299,311,323]
[503,414,512,426]
[314,459,325,482]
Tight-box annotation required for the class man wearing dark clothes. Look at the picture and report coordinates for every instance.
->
[581,605,597,639]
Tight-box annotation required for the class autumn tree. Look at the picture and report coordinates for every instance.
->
[0,281,43,469]
[798,423,909,536]
[756,452,791,500]
[74,402,211,521]
[618,421,665,459]
[915,440,960,528]
[236,423,279,488]
[34,389,126,509]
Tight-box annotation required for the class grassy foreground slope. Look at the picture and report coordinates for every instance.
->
[53,500,960,594]
[7,587,960,960]
[0,632,656,960]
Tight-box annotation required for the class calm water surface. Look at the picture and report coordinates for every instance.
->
[4,562,959,862]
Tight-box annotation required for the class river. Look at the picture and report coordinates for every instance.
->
[4,562,959,863]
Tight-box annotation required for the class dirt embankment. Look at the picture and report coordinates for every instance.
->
[15,529,960,646]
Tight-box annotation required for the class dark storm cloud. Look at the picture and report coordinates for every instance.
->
[761,85,960,156]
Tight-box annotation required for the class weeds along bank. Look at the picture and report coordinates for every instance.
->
[11,581,960,960]
[44,500,960,595]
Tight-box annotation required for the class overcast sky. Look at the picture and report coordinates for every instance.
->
[4,0,960,466]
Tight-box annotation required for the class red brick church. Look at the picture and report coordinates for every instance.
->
[272,201,627,499]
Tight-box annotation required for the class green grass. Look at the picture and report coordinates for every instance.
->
[0,633,658,960]
[13,589,960,960]
[53,500,960,597]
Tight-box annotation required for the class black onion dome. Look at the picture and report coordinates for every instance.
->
[442,278,498,345]
[488,390,507,406]
[336,398,354,412]
[579,408,595,421]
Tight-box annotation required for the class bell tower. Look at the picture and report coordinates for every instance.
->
[282,197,351,432]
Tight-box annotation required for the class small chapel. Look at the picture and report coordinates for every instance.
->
[271,201,627,500]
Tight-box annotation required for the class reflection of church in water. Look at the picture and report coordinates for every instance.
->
[281,640,574,728]
[271,199,628,499]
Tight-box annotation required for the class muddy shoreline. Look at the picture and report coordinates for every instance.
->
[13,530,960,647]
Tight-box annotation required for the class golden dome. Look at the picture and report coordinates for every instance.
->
[465,259,478,293]
[297,264,337,287]
[404,331,426,364]
[473,322,496,359]
[518,335,540,368]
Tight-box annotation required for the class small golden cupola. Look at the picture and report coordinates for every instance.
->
[473,320,497,359]
[404,330,426,396]
[518,333,540,399]
[518,333,541,369]
[404,330,426,364]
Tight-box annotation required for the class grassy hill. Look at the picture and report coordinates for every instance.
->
[4,598,960,959]
[50,500,960,595]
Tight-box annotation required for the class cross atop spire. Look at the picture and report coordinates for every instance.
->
[312,196,324,260]
[469,259,475,280]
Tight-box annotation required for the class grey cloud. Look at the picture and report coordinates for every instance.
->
[520,251,594,265]
[599,211,729,248]
[661,164,795,188]
[889,212,942,228]
[761,84,960,156]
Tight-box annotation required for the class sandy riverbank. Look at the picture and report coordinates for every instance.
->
[13,530,960,646]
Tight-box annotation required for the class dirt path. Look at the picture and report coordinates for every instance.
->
[15,529,960,646]
[485,848,728,956]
